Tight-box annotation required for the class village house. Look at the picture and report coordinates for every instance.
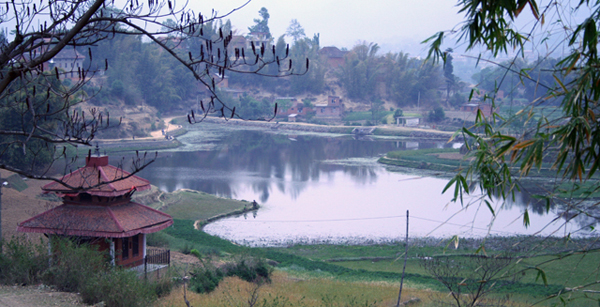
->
[460,102,494,116]
[396,116,420,127]
[228,35,248,54]
[319,46,347,68]
[314,96,344,120]
[282,99,306,115]
[17,154,173,275]
[246,32,271,50]
[49,49,86,80]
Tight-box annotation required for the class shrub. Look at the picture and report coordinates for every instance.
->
[189,265,223,294]
[223,256,272,284]
[180,243,193,254]
[44,238,163,307]
[80,269,156,307]
[0,237,168,307]
[152,276,175,298]
[188,256,273,294]
[189,249,201,258]
[42,239,108,292]
[0,237,48,285]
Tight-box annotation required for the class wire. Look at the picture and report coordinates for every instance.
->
[217,213,530,236]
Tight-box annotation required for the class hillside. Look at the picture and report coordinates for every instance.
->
[0,170,56,241]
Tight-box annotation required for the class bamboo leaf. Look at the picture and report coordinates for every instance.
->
[513,140,535,149]
[534,267,548,286]
[442,176,457,194]
[484,200,495,216]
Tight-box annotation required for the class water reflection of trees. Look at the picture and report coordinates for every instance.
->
[139,130,449,202]
[502,183,600,232]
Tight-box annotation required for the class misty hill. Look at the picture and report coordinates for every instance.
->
[61,20,562,138]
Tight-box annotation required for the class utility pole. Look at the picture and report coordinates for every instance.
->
[0,177,3,242]
[396,210,409,307]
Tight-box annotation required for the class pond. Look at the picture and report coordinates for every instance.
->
[138,123,594,246]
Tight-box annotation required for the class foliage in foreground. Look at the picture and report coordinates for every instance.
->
[162,219,563,300]
[189,254,273,294]
[0,237,172,307]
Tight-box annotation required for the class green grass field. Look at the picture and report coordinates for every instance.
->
[145,182,600,306]
[160,190,250,221]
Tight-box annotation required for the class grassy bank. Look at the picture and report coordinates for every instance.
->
[379,148,600,200]
[140,187,599,306]
[154,219,575,305]
[378,148,465,173]
[135,187,253,222]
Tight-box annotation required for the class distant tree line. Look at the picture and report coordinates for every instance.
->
[338,42,459,108]
[74,6,569,120]
[76,7,569,119]
[471,57,566,106]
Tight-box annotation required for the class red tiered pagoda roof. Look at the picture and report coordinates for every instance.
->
[17,155,172,238]
[16,201,172,238]
[42,156,151,197]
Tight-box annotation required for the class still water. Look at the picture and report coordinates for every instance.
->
[138,123,594,246]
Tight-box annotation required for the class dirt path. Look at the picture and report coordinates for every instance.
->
[0,285,85,307]
[92,116,183,143]
[149,116,182,138]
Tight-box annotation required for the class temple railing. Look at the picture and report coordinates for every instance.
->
[143,248,170,280]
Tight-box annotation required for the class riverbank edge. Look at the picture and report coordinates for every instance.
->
[378,156,460,174]
[199,117,455,140]
[73,127,187,154]
[83,117,456,153]
[194,203,260,230]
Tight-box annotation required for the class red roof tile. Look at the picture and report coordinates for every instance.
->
[42,156,150,197]
[17,201,172,238]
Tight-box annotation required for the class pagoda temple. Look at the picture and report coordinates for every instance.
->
[17,155,173,268]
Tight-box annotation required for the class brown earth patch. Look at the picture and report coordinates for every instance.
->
[433,152,466,160]
[0,170,56,241]
[0,285,86,307]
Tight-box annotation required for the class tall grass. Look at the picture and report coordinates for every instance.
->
[157,271,428,307]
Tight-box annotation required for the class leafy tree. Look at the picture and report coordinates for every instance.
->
[427,106,445,123]
[248,7,271,38]
[0,77,66,173]
[371,99,385,122]
[443,48,457,105]
[338,42,382,101]
[286,19,306,42]
[426,0,600,302]
[393,109,403,118]
[289,34,325,95]
[0,0,298,186]
[235,94,273,119]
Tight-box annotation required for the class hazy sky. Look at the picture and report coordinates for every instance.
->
[191,0,465,56]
